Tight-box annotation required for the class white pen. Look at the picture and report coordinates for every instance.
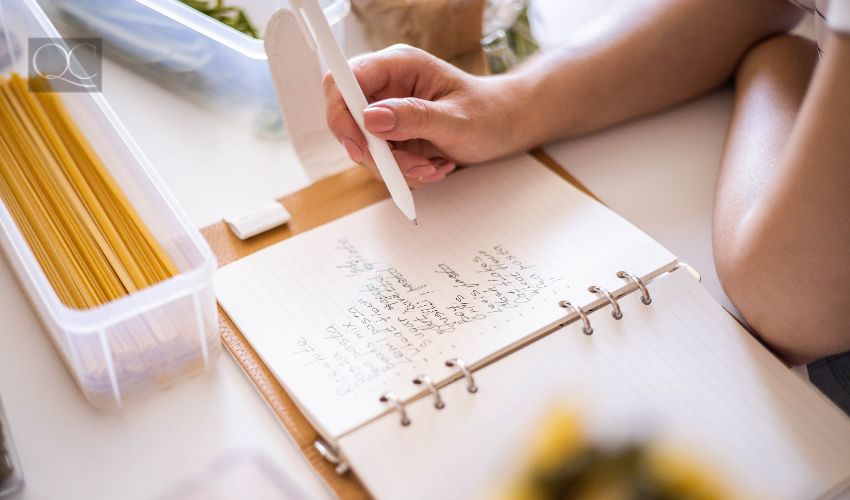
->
[290,0,418,224]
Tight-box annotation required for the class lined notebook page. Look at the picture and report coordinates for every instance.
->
[215,154,675,438]
[338,270,850,500]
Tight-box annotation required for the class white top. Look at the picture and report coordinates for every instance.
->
[828,0,850,32]
[791,0,850,45]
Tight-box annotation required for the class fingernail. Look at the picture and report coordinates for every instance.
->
[341,138,363,163]
[364,105,397,132]
[405,164,437,179]
[420,171,446,183]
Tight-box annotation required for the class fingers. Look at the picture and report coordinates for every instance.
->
[395,151,456,188]
[419,158,457,184]
[348,44,443,98]
[323,44,464,174]
[323,72,366,163]
[357,148,455,189]
[363,97,459,143]
[393,138,445,160]
[351,45,464,144]
[392,149,436,185]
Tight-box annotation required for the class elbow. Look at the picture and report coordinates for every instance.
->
[713,222,850,366]
[713,240,810,365]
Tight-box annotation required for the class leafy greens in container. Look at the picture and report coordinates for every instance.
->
[179,0,260,38]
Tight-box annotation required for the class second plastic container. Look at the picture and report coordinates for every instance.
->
[42,0,351,134]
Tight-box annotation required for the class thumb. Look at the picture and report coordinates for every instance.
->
[363,98,455,142]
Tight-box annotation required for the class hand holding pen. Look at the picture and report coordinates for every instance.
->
[323,44,533,188]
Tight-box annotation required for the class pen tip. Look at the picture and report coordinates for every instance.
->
[413,218,419,226]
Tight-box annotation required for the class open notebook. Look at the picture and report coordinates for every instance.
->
[215,154,850,498]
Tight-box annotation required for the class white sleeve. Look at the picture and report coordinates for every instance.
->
[827,0,850,33]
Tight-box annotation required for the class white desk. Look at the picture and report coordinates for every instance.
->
[0,3,815,500]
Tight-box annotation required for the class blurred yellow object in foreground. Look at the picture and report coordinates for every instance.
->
[504,409,733,500]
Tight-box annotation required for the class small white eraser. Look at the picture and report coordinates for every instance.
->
[224,202,291,240]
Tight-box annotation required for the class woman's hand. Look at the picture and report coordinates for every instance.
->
[324,44,530,187]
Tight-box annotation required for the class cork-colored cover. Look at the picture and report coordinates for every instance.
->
[200,151,593,499]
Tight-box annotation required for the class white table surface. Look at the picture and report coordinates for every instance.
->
[0,3,816,500]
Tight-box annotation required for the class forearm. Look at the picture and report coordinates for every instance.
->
[732,33,850,363]
[503,0,801,148]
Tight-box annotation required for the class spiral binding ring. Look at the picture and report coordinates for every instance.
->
[413,375,445,409]
[314,439,349,475]
[588,285,623,320]
[445,358,478,393]
[616,271,652,305]
[558,300,593,335]
[379,391,411,426]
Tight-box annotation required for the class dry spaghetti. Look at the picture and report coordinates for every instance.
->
[0,74,177,309]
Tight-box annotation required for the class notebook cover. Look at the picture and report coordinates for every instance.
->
[200,151,594,499]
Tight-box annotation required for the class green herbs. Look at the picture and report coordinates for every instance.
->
[507,410,730,500]
[0,420,12,487]
[180,0,260,39]
[531,444,663,500]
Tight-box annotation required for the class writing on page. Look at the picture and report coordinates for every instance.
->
[290,238,565,398]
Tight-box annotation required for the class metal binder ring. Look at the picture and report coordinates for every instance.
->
[558,300,594,335]
[379,392,411,426]
[445,358,478,393]
[616,271,652,305]
[588,285,623,319]
[413,375,445,409]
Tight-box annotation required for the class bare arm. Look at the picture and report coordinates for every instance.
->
[326,0,802,178]
[508,0,803,148]
[716,32,850,364]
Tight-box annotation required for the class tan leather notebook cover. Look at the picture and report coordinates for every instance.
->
[200,151,593,499]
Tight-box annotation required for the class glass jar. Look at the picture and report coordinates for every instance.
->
[482,0,538,73]
[483,0,526,35]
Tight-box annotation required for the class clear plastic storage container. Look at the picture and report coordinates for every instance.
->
[41,0,351,134]
[0,0,220,408]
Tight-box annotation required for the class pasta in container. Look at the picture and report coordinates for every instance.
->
[0,0,220,408]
